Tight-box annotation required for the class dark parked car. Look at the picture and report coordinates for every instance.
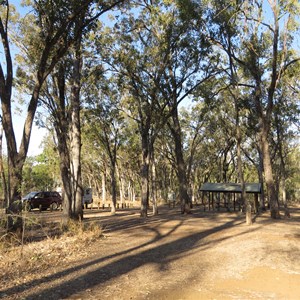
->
[22,191,62,211]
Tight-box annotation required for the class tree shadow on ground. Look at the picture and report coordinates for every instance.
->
[253,205,300,226]
[87,205,242,234]
[0,211,260,299]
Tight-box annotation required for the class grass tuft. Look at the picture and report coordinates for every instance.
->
[0,216,103,285]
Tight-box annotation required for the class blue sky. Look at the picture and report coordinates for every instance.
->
[4,0,300,156]
[12,112,47,157]
[3,1,46,156]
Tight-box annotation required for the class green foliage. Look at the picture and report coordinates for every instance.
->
[4,0,299,210]
[22,159,54,193]
[22,136,60,194]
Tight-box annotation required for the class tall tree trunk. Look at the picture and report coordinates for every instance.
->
[131,182,136,203]
[54,63,73,224]
[0,124,8,206]
[261,126,280,219]
[191,175,196,204]
[281,172,290,218]
[102,170,107,206]
[277,118,290,217]
[236,123,251,225]
[263,2,280,219]
[69,35,83,221]
[151,152,158,215]
[253,72,279,218]
[3,83,40,231]
[281,176,289,217]
[140,131,150,217]
[60,152,72,223]
[169,108,191,214]
[6,162,23,231]
[257,145,266,211]
[110,166,117,215]
[117,164,125,206]
[128,181,132,202]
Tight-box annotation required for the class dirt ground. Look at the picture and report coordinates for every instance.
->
[0,204,300,300]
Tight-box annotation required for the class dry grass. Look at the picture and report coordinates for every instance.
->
[0,216,103,285]
[1,205,300,300]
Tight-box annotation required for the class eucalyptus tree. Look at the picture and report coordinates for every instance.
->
[81,101,141,207]
[39,32,97,221]
[191,99,240,185]
[0,0,126,228]
[287,146,300,201]
[100,0,218,215]
[80,117,105,200]
[154,122,179,199]
[236,0,299,219]
[273,105,292,217]
[183,0,253,223]
[275,61,300,204]
[271,69,300,216]
[0,120,7,203]
[1,0,88,226]
[82,80,125,215]
[97,1,180,217]
[81,114,112,205]
[168,104,208,202]
[199,75,253,221]
[200,0,300,219]
[117,118,141,203]
[116,0,218,214]
[153,1,220,214]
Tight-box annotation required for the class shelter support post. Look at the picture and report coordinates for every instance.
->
[254,194,259,214]
[233,193,236,211]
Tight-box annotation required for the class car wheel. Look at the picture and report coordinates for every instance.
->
[50,202,58,211]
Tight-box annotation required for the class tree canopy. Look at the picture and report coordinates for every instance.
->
[0,0,299,228]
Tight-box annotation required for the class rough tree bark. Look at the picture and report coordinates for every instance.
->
[257,145,266,211]
[140,131,150,217]
[169,106,191,214]
[69,34,83,221]
[260,123,280,219]
[150,150,158,215]
[0,124,8,206]
[110,166,117,215]
[102,166,107,206]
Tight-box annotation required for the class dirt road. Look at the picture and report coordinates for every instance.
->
[1,205,300,299]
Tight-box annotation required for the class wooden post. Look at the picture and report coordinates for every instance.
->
[254,194,259,214]
[233,193,236,211]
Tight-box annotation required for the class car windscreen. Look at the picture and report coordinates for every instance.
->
[22,191,39,200]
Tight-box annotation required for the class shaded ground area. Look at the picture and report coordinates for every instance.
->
[1,205,300,299]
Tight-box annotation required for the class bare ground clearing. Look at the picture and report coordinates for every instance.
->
[0,205,300,299]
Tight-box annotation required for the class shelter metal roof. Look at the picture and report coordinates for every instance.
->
[199,182,261,194]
